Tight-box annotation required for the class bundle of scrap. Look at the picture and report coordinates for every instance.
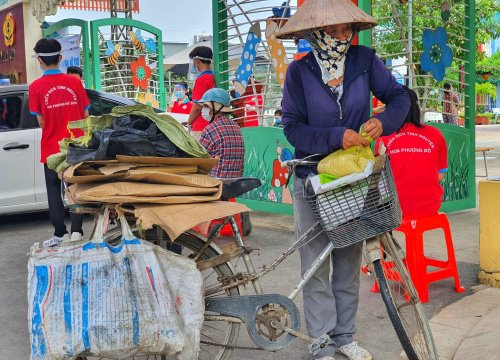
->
[63,155,249,240]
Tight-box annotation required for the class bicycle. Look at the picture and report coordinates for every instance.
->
[73,154,437,360]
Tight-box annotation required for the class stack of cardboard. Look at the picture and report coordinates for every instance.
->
[63,156,249,240]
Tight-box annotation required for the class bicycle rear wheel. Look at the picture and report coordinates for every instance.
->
[82,227,240,360]
[373,234,438,360]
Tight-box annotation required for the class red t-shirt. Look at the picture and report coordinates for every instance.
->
[171,99,193,114]
[376,123,448,218]
[243,94,263,127]
[191,71,215,131]
[29,71,90,163]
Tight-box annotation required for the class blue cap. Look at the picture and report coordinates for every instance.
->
[199,88,232,112]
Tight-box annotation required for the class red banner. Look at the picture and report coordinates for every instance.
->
[59,0,140,13]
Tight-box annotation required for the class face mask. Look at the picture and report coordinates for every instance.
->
[175,91,184,100]
[309,29,353,81]
[275,116,282,123]
[201,107,212,122]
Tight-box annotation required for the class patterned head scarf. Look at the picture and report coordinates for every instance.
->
[307,28,354,82]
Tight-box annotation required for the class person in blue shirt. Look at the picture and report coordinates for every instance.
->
[278,1,410,359]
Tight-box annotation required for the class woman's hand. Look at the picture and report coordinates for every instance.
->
[363,118,383,139]
[342,129,370,149]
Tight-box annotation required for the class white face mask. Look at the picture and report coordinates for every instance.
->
[201,106,212,122]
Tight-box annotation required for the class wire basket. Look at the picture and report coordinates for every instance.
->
[306,156,401,248]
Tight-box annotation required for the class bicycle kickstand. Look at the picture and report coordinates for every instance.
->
[273,321,334,355]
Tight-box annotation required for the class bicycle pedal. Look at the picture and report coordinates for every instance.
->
[308,334,334,355]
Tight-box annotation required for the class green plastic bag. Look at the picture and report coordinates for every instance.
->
[47,104,210,175]
[317,146,376,178]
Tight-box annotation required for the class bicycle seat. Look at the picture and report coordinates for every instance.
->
[219,177,261,200]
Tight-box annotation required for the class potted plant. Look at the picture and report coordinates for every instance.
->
[475,83,497,125]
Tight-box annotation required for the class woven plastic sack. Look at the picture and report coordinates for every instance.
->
[27,213,204,360]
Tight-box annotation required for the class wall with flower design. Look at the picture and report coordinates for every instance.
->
[42,18,165,110]
[90,18,165,110]
[369,0,476,212]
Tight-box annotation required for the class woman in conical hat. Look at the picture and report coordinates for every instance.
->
[278,1,410,360]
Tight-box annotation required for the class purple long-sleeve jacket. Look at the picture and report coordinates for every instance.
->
[282,45,410,178]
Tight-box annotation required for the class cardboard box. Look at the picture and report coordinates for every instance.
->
[134,202,250,240]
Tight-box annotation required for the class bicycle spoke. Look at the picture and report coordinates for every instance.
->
[374,235,438,360]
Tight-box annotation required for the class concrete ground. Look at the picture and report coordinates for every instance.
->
[0,207,480,360]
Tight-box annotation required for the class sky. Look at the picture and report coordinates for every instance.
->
[47,0,213,44]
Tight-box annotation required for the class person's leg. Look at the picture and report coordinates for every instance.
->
[43,164,67,237]
[294,177,337,356]
[70,213,84,235]
[329,243,363,347]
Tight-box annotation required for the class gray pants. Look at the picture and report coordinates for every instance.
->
[294,177,362,355]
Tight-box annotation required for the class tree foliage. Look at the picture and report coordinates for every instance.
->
[372,0,500,60]
[477,50,500,77]
[371,0,500,111]
[476,82,497,99]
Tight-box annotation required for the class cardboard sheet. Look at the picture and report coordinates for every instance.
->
[125,170,220,187]
[64,162,199,184]
[68,182,222,204]
[134,201,250,240]
[116,155,218,174]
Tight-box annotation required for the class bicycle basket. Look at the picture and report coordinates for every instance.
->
[305,156,401,248]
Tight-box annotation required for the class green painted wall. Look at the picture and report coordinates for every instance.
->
[428,123,474,212]
[238,127,294,215]
[239,125,473,215]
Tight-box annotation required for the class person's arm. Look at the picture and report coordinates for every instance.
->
[188,102,202,125]
[36,115,44,128]
[28,84,43,127]
[78,80,91,118]
[188,78,208,126]
[199,130,216,156]
[282,61,366,154]
[369,51,411,136]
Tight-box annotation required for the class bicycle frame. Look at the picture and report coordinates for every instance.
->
[224,215,383,301]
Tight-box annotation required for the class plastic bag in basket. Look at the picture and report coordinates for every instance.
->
[317,146,376,178]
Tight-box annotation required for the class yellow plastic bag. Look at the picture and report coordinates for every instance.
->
[317,146,375,178]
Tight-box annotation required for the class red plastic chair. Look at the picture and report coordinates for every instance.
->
[363,212,465,303]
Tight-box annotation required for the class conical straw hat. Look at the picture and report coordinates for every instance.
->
[277,0,377,40]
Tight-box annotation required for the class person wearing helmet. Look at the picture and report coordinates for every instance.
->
[169,82,193,115]
[198,88,244,178]
[278,1,410,359]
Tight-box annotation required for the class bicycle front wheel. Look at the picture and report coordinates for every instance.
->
[373,234,438,360]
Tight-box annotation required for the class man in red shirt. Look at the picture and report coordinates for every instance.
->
[29,39,90,245]
[187,46,215,139]
[376,87,447,218]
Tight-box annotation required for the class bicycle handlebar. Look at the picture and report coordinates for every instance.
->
[281,158,320,169]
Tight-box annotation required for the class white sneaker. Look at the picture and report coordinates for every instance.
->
[337,342,372,360]
[316,357,335,360]
[71,232,83,241]
[43,233,71,248]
